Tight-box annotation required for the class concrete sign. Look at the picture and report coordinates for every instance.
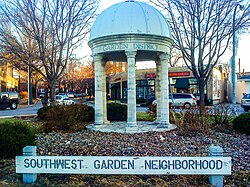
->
[16,156,231,175]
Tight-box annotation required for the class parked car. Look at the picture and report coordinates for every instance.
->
[47,95,75,106]
[55,95,75,105]
[0,92,20,110]
[66,92,75,98]
[241,93,250,112]
[74,93,83,98]
[152,93,197,109]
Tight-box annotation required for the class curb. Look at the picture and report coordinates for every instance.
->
[0,114,37,119]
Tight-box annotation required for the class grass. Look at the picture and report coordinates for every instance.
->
[0,118,21,123]
[137,112,155,121]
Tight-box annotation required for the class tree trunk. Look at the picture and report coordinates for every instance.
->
[198,79,205,109]
[49,80,56,104]
[28,69,33,104]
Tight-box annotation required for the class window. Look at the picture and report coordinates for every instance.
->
[172,94,192,99]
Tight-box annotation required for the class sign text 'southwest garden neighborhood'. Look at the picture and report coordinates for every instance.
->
[16,156,231,175]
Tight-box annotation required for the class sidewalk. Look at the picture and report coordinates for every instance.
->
[18,99,40,108]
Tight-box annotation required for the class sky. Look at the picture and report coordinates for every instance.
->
[237,34,250,72]
[82,0,250,71]
[99,0,124,10]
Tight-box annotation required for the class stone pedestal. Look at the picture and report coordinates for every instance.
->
[23,146,37,184]
[209,146,224,187]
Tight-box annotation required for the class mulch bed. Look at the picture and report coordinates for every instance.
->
[0,126,249,186]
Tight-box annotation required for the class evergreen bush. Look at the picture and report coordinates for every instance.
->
[0,121,35,158]
[233,112,250,135]
[107,102,127,121]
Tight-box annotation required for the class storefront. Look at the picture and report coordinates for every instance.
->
[109,66,225,105]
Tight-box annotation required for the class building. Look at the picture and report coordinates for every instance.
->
[237,73,250,103]
[0,62,18,92]
[109,66,226,105]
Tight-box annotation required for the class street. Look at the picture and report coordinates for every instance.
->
[0,101,245,118]
[0,101,43,117]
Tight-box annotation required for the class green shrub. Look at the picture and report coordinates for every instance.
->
[107,103,127,121]
[0,121,35,158]
[38,104,94,132]
[233,112,250,135]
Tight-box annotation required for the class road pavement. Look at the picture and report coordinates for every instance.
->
[0,100,43,118]
[0,100,245,118]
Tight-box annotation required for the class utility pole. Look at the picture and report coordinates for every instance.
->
[232,4,244,114]
[28,63,30,105]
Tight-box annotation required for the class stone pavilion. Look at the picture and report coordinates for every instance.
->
[88,0,173,132]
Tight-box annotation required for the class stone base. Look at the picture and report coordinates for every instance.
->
[156,121,172,129]
[104,120,110,124]
[94,120,110,126]
[86,121,177,134]
[89,124,107,130]
[125,122,138,133]
[126,122,137,127]
[125,126,138,133]
[94,120,104,125]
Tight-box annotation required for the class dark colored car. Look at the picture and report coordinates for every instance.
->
[0,92,20,110]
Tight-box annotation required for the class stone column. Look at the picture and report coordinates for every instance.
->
[158,53,171,128]
[125,50,137,130]
[155,59,161,123]
[101,60,109,124]
[94,54,104,125]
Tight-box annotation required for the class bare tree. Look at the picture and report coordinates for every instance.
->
[0,0,99,101]
[168,45,183,67]
[74,59,94,95]
[59,57,94,95]
[0,28,43,103]
[151,0,250,107]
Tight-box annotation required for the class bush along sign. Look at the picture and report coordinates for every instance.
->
[16,146,231,187]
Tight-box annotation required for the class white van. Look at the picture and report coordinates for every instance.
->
[153,93,197,109]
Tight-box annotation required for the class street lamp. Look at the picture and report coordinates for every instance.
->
[232,3,244,114]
